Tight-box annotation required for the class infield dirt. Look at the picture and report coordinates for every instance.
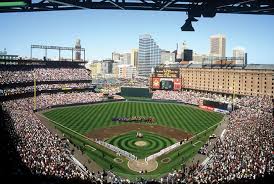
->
[86,123,192,141]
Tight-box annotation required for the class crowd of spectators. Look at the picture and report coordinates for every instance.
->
[0,67,90,84]
[1,64,273,183]
[35,92,103,110]
[198,140,211,155]
[1,88,273,183]
[152,90,257,107]
[34,68,90,82]
[236,95,273,111]
[0,91,133,183]
[158,94,273,183]
[152,90,237,106]
[1,83,92,96]
[1,97,90,180]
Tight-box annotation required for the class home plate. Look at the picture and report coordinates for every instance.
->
[128,159,158,172]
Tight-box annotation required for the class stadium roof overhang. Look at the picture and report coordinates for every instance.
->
[0,0,273,15]
[0,0,273,31]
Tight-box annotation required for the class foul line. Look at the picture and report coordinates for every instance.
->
[38,113,136,159]
[193,141,201,146]
[85,145,96,151]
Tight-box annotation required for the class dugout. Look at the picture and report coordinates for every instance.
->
[121,86,152,98]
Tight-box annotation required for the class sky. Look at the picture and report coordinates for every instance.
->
[0,9,274,64]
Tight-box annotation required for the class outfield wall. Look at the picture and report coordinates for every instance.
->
[121,87,152,98]
[127,98,198,106]
[34,99,126,112]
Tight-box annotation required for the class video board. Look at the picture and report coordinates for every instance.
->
[151,78,181,90]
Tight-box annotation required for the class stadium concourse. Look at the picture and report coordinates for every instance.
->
[0,63,273,183]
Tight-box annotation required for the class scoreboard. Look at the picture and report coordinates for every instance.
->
[151,67,182,91]
[154,68,180,78]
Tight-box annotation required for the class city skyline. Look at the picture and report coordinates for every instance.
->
[0,10,273,64]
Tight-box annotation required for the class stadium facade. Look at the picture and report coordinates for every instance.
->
[151,64,274,97]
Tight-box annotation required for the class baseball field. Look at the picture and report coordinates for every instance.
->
[42,101,224,180]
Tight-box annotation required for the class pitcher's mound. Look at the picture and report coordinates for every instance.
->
[128,159,158,172]
[134,141,148,147]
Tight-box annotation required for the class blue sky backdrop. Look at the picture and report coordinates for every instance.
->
[0,10,273,64]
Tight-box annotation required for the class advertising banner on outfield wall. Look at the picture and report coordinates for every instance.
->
[152,78,161,89]
[214,108,230,114]
[173,78,182,90]
[199,105,214,111]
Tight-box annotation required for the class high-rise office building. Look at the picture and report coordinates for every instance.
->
[121,53,131,65]
[160,50,175,64]
[89,60,102,78]
[102,60,114,74]
[112,62,119,78]
[112,52,131,65]
[177,41,187,59]
[138,34,161,77]
[183,49,193,61]
[233,47,246,65]
[131,49,139,67]
[210,34,226,57]
[75,39,81,61]
[118,64,137,79]
[112,52,120,61]
[192,53,208,64]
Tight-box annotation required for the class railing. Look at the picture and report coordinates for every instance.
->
[95,140,137,160]
[146,142,181,161]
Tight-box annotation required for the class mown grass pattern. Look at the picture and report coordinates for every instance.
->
[43,101,223,135]
[43,101,222,180]
[107,131,176,159]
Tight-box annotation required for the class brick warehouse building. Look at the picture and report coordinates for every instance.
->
[151,64,274,97]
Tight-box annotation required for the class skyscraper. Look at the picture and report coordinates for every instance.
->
[131,48,138,67]
[138,34,160,77]
[177,41,187,59]
[233,47,246,65]
[210,34,226,57]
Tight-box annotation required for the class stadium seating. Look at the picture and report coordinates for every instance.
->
[0,64,273,183]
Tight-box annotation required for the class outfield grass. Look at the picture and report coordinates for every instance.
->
[42,101,224,180]
[43,101,223,135]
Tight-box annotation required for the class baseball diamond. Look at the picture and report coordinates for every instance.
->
[42,101,224,179]
[106,131,176,158]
